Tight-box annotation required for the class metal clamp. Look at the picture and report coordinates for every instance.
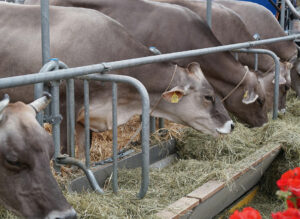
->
[44,115,63,125]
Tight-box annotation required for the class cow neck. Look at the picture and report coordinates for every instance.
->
[151,64,178,114]
[221,66,249,102]
[121,64,178,150]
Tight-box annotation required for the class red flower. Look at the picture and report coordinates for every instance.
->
[287,197,300,209]
[272,208,300,219]
[277,167,300,198]
[229,207,262,219]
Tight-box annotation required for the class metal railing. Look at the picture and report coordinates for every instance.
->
[2,0,299,199]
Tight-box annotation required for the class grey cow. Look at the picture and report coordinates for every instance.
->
[0,94,77,218]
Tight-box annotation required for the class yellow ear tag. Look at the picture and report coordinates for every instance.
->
[171,92,179,103]
[243,90,248,99]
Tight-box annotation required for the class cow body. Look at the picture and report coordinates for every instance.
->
[216,0,298,61]
[154,0,291,112]
[0,2,233,158]
[0,94,76,218]
[25,0,269,127]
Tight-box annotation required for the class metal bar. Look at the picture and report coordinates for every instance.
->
[234,53,239,61]
[34,60,58,125]
[158,118,165,129]
[56,156,104,194]
[0,35,300,89]
[51,80,61,172]
[206,0,212,28]
[235,48,280,119]
[281,0,286,28]
[80,74,150,199]
[254,54,258,71]
[84,80,90,168]
[285,0,300,19]
[150,116,156,134]
[66,79,75,157]
[112,82,118,194]
[40,0,50,65]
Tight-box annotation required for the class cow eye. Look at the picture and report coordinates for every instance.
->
[4,158,24,171]
[204,95,214,102]
[257,97,264,107]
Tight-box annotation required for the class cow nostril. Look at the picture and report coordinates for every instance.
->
[231,123,235,130]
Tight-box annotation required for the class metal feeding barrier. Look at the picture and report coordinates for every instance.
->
[0,0,299,199]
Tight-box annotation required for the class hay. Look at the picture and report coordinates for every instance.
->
[1,91,300,218]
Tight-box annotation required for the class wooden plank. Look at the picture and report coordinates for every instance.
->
[232,145,281,181]
[156,197,199,219]
[187,180,225,202]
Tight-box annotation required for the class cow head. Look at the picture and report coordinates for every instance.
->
[221,67,268,127]
[0,94,76,219]
[258,67,290,113]
[154,62,234,136]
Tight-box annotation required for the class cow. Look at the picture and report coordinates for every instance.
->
[0,94,77,218]
[215,0,298,62]
[154,0,291,112]
[214,0,300,96]
[0,2,233,157]
[25,0,269,127]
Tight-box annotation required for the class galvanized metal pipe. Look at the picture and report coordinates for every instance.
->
[84,80,90,168]
[1,35,300,90]
[285,0,300,19]
[35,60,58,125]
[112,82,118,194]
[80,74,150,199]
[51,80,61,172]
[281,0,286,28]
[150,116,156,134]
[66,79,75,157]
[56,156,104,194]
[206,0,212,28]
[40,0,50,65]
[158,118,165,129]
[235,48,280,119]
[234,53,239,61]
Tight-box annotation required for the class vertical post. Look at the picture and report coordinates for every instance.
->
[84,80,90,168]
[150,116,156,134]
[40,0,50,65]
[253,33,260,71]
[234,53,239,61]
[112,83,118,194]
[206,0,212,28]
[66,79,75,157]
[273,56,280,119]
[51,80,61,172]
[281,0,286,29]
[35,0,50,125]
[158,118,165,129]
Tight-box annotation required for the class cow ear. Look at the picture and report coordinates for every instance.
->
[162,86,185,103]
[187,62,204,77]
[272,75,287,85]
[242,90,259,104]
[0,94,9,121]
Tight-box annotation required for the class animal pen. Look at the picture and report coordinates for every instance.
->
[2,0,300,217]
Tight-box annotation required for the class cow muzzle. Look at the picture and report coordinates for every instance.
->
[45,208,77,219]
[216,120,234,134]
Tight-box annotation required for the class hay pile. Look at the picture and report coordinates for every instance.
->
[1,92,300,218]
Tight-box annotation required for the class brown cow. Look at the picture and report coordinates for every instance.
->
[154,0,291,112]
[0,3,233,157]
[25,0,269,127]
[0,94,77,218]
[215,0,298,62]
